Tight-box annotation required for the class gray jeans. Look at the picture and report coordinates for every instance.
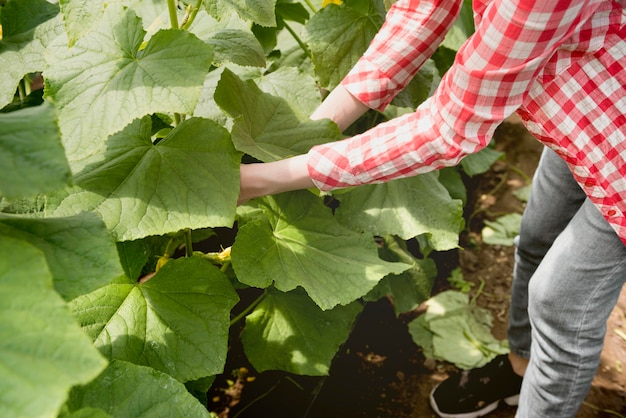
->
[507,147,626,417]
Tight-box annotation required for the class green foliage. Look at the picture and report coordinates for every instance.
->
[0,236,106,418]
[0,103,69,198]
[408,290,509,370]
[0,0,482,415]
[482,212,523,246]
[241,288,363,375]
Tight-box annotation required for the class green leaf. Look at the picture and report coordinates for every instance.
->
[205,0,277,27]
[460,145,504,177]
[390,60,441,109]
[305,0,385,89]
[215,68,342,162]
[48,116,241,242]
[335,173,463,251]
[481,213,522,246]
[0,0,63,108]
[276,0,310,24]
[63,407,113,418]
[58,0,104,46]
[242,288,362,375]
[0,212,124,300]
[440,0,474,51]
[0,103,70,198]
[190,10,266,67]
[233,191,410,310]
[253,66,322,117]
[116,239,150,281]
[408,290,509,369]
[59,0,168,46]
[69,257,239,382]
[364,235,436,315]
[67,360,211,417]
[0,236,107,418]
[45,5,214,164]
[205,28,266,66]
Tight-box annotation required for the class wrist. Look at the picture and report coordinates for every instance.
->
[239,155,314,203]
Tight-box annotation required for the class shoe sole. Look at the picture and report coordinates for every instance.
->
[429,388,519,418]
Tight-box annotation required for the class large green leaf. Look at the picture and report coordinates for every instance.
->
[190,11,266,67]
[408,290,509,369]
[48,116,241,241]
[233,191,410,310]
[215,68,342,162]
[0,103,70,198]
[66,360,211,417]
[242,288,362,375]
[305,0,385,89]
[204,0,277,27]
[253,66,322,117]
[44,5,214,164]
[59,0,168,46]
[69,257,239,382]
[0,0,63,108]
[335,173,463,250]
[0,212,124,300]
[0,236,107,418]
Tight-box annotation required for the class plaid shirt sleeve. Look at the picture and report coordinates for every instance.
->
[307,0,605,191]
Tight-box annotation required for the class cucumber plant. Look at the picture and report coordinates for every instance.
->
[0,0,486,416]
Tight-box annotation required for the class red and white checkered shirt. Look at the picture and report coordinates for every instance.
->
[307,0,626,243]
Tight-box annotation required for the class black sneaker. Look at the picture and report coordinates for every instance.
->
[429,354,523,418]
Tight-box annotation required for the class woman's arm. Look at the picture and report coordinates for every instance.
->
[307,0,604,191]
[238,0,461,202]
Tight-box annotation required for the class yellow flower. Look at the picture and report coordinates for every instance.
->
[322,0,343,7]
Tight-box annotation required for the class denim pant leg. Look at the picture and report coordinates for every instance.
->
[511,150,626,417]
[507,147,586,358]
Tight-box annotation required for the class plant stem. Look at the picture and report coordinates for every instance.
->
[184,228,193,257]
[303,0,318,13]
[508,164,532,183]
[181,0,203,30]
[470,277,486,305]
[230,291,267,326]
[17,79,26,102]
[282,20,312,60]
[167,0,179,29]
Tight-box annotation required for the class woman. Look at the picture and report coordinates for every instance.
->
[239,0,626,416]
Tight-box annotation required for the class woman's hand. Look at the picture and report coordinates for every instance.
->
[238,154,315,205]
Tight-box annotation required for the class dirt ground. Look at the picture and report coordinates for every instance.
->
[208,118,626,417]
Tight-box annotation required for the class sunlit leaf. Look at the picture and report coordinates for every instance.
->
[45,5,213,164]
[0,236,107,418]
[0,0,63,108]
[0,212,124,300]
[335,173,463,250]
[233,191,410,310]
[0,103,70,198]
[67,361,211,417]
[48,116,241,241]
[215,68,342,162]
[69,257,239,382]
[242,288,362,375]
[204,0,276,27]
[305,0,385,89]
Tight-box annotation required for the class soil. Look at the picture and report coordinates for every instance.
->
[207,118,626,418]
